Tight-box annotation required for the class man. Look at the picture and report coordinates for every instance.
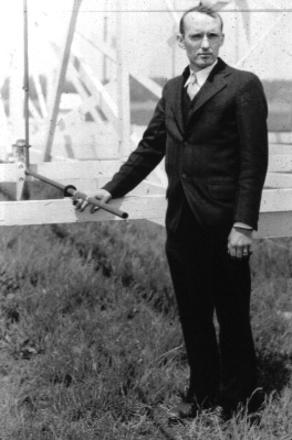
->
[77,5,268,418]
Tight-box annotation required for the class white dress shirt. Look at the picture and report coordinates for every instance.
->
[184,60,218,98]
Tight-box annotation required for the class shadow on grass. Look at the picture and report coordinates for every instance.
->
[257,351,292,396]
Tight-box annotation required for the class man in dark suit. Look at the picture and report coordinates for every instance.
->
[77,4,268,418]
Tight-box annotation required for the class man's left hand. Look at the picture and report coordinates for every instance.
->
[227,227,253,259]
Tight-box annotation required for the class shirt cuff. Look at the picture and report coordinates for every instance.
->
[233,222,253,231]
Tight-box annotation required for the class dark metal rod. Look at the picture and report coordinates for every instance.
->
[26,169,65,191]
[25,169,128,219]
[68,189,128,219]
[23,0,30,170]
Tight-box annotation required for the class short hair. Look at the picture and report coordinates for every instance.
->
[179,4,224,35]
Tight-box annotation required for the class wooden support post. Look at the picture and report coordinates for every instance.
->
[116,0,131,157]
[10,6,24,142]
[102,4,109,83]
[240,0,251,44]
[23,0,30,170]
[12,140,27,200]
[43,0,82,162]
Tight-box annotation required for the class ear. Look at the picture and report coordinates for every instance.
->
[220,33,225,47]
[177,33,185,49]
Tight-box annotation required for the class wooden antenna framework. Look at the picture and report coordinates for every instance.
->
[0,1,291,239]
[23,0,30,169]
[43,0,82,162]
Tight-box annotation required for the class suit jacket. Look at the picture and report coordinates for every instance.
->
[103,58,268,232]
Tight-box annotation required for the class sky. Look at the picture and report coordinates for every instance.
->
[0,0,292,81]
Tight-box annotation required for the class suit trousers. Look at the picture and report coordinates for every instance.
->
[165,200,257,408]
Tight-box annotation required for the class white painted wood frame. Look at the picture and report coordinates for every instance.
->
[0,154,291,239]
[43,0,82,162]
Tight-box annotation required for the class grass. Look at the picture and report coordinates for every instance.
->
[0,220,292,439]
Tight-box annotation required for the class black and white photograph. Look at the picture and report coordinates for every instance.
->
[0,1,292,438]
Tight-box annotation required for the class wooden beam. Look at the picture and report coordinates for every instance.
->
[0,161,292,237]
[0,194,166,227]
[29,147,78,163]
[0,161,120,182]
[2,162,292,207]
[269,144,292,155]
[30,160,120,181]
[261,188,292,212]
[0,161,166,188]
[67,64,103,124]
[75,31,116,62]
[268,154,292,172]
[269,132,292,144]
[75,34,162,100]
[116,0,131,157]
[265,173,292,189]
[131,71,162,99]
[77,62,119,132]
[43,0,82,161]
[0,192,291,239]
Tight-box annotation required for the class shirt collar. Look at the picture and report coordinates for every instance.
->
[184,60,218,87]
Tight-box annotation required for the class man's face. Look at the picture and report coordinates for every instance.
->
[177,12,224,71]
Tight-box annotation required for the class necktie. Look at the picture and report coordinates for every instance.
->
[186,72,200,100]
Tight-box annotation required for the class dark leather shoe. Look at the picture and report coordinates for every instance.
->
[219,389,265,422]
[168,401,199,420]
[247,388,265,414]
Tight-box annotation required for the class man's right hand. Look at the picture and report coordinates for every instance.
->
[74,188,112,212]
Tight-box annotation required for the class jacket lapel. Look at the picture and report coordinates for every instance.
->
[187,59,230,122]
[169,59,231,135]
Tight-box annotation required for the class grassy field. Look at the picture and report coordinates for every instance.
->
[0,219,292,439]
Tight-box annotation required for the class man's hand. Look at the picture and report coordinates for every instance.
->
[74,189,112,213]
[227,227,253,259]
